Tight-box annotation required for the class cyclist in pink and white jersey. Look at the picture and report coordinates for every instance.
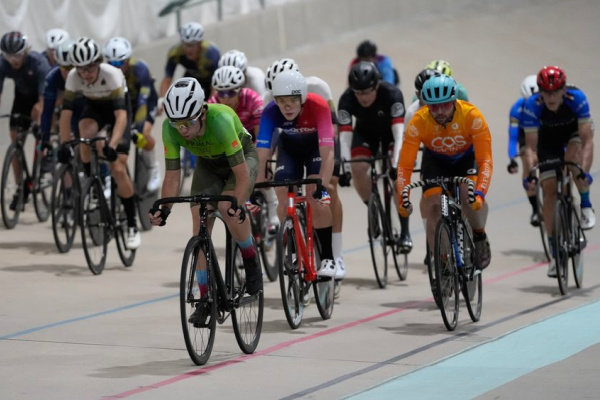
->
[207,65,263,140]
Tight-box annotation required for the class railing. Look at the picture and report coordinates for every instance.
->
[159,0,266,26]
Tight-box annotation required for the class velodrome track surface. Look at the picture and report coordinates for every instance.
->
[2,1,600,398]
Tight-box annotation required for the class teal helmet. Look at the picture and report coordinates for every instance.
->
[421,75,457,105]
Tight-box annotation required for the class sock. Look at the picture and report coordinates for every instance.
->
[237,235,256,260]
[473,229,486,241]
[580,191,592,208]
[120,195,137,228]
[99,162,109,178]
[195,269,208,297]
[332,232,342,260]
[528,195,539,213]
[548,236,555,256]
[400,215,410,236]
[316,226,334,260]
[82,162,91,177]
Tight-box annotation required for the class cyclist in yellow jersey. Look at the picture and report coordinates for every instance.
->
[397,75,493,269]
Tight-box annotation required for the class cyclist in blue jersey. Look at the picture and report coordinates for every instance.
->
[103,37,161,192]
[507,75,540,226]
[0,31,51,209]
[522,66,595,277]
[348,40,399,86]
[42,29,70,67]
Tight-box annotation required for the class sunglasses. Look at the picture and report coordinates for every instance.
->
[169,112,203,130]
[108,59,126,68]
[2,52,25,60]
[217,89,240,99]
[76,63,99,73]
[352,87,376,96]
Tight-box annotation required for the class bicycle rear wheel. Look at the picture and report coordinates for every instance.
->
[569,205,584,288]
[425,241,442,308]
[134,150,156,232]
[312,233,334,320]
[256,194,278,282]
[368,193,388,288]
[434,219,459,331]
[1,144,23,229]
[277,216,303,329]
[32,150,53,222]
[51,164,77,253]
[114,193,136,267]
[80,178,108,275]
[180,236,216,365]
[554,200,569,295]
[460,219,482,322]
[232,243,264,354]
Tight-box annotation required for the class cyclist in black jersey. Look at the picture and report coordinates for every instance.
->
[337,61,412,253]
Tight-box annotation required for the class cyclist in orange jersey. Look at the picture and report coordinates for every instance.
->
[396,75,493,269]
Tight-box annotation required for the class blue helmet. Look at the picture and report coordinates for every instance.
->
[421,75,457,105]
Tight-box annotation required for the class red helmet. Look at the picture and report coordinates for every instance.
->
[537,66,566,92]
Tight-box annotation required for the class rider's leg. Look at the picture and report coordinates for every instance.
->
[350,159,371,203]
[520,149,540,226]
[565,139,595,228]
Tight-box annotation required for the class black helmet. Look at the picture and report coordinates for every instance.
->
[356,40,377,59]
[1,31,29,55]
[414,68,441,92]
[348,61,380,91]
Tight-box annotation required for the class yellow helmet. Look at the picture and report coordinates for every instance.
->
[425,59,453,77]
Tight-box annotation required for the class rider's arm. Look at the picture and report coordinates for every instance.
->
[41,71,59,142]
[231,161,251,206]
[110,109,128,149]
[520,96,541,176]
[255,103,277,182]
[389,87,406,167]
[507,100,521,160]
[471,118,494,198]
[256,147,271,183]
[133,61,153,132]
[579,121,594,172]
[312,96,335,186]
[161,119,183,204]
[377,56,396,86]
[337,91,354,164]
[395,119,421,196]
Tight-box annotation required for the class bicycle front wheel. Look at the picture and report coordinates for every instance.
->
[232,244,264,354]
[1,144,24,229]
[537,186,551,262]
[32,150,53,222]
[554,200,569,295]
[114,195,136,267]
[368,193,388,288]
[257,196,278,282]
[277,216,303,329]
[460,218,482,322]
[80,178,108,275]
[569,205,584,288]
[180,236,216,365]
[51,164,77,253]
[434,219,459,331]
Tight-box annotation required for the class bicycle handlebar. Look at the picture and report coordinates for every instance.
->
[401,176,475,209]
[254,178,323,190]
[528,159,586,182]
[153,194,239,210]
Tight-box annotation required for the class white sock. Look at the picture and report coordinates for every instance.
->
[332,232,343,260]
[261,187,278,220]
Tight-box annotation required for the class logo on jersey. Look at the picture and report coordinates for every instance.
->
[232,139,239,148]
[430,136,467,152]
[471,118,483,130]
[337,110,352,125]
[451,123,459,130]
[408,125,419,138]
[391,103,405,118]
[163,145,168,155]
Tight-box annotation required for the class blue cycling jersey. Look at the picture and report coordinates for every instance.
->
[0,51,51,97]
[521,88,591,130]
[41,66,82,141]
[507,97,526,159]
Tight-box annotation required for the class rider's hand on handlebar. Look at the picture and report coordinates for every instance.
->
[338,171,352,187]
[149,207,171,226]
[471,194,484,211]
[507,158,518,174]
[103,144,118,162]
[399,202,413,218]
[227,205,246,223]
[57,143,73,164]
[312,189,331,206]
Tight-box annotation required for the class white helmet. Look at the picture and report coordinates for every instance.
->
[218,49,248,72]
[54,39,76,67]
[212,66,245,91]
[46,28,70,50]
[164,78,205,120]
[179,22,204,43]
[520,74,538,99]
[272,70,307,103]
[103,37,132,63]
[70,37,101,67]
[265,58,300,91]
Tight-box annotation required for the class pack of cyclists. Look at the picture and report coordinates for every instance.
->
[1,25,595,301]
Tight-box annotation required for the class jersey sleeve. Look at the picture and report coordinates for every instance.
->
[213,111,246,167]
[389,87,405,126]
[571,89,591,122]
[246,89,264,132]
[396,119,422,195]
[256,103,278,149]
[337,91,354,133]
[41,70,59,135]
[36,54,52,97]
[162,119,182,170]
[377,56,396,85]
[507,99,521,159]
[311,95,335,147]
[132,61,153,127]
[520,95,541,132]
[467,108,493,197]
[164,46,179,78]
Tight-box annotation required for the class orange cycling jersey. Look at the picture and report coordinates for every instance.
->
[396,100,493,197]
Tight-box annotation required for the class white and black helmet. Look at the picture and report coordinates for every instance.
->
[179,22,204,43]
[103,37,132,62]
[54,39,76,67]
[164,78,205,120]
[212,66,246,91]
[264,58,300,91]
[520,74,538,99]
[46,28,70,50]
[218,49,248,72]
[272,69,307,103]
[70,37,101,67]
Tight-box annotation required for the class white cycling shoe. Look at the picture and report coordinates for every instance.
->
[334,258,346,280]
[581,207,596,230]
[126,228,141,250]
[146,161,161,193]
[318,259,336,278]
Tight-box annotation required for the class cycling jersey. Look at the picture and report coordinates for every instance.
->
[41,66,82,141]
[122,58,158,132]
[207,87,263,136]
[403,99,422,133]
[507,97,527,159]
[63,63,127,110]
[164,41,220,94]
[349,55,397,85]
[256,92,334,150]
[397,100,493,198]
[162,103,254,169]
[0,51,51,98]
[244,66,267,98]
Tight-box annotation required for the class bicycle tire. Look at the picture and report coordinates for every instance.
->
[554,200,569,295]
[569,205,584,288]
[296,204,312,306]
[180,236,216,365]
[536,185,552,262]
[384,178,407,281]
[368,193,388,288]
[80,178,108,275]
[460,218,482,322]
[1,144,23,229]
[277,216,303,329]
[256,194,278,282]
[51,164,78,253]
[114,194,136,267]
[434,219,459,331]
[232,243,246,288]
[312,228,334,320]
[232,243,264,354]
[32,151,52,222]
[425,241,442,308]
[134,150,155,232]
